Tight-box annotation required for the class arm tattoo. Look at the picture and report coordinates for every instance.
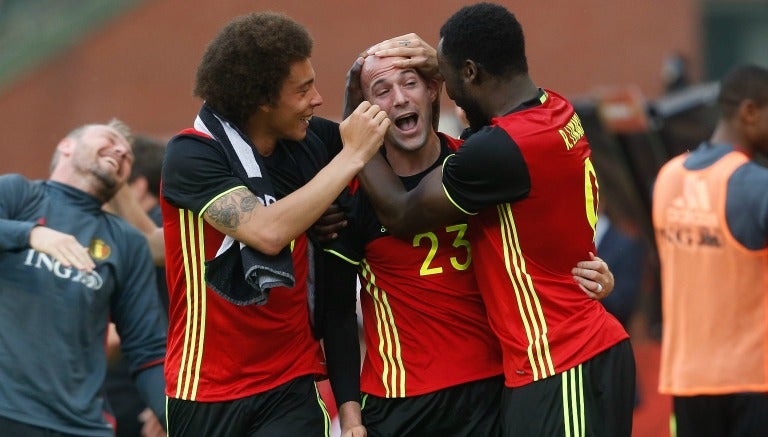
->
[206,188,260,230]
[240,195,258,212]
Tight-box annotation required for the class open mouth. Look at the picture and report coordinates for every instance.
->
[300,115,313,125]
[394,113,419,132]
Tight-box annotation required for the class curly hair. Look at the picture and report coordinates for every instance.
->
[194,12,313,126]
[717,64,768,119]
[439,3,527,77]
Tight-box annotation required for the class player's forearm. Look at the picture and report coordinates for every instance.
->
[321,253,362,406]
[107,185,159,236]
[107,187,165,265]
[222,151,367,255]
[357,154,409,231]
[0,218,37,251]
[147,228,165,266]
[361,159,461,237]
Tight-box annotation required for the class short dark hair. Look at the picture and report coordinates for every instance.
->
[193,12,313,126]
[717,64,768,119]
[129,135,165,198]
[439,3,527,77]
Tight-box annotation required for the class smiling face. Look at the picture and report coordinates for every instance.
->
[56,124,134,202]
[261,58,324,143]
[361,55,437,153]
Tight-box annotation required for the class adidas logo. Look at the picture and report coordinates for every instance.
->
[667,174,718,227]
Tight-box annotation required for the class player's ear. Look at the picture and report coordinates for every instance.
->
[738,99,758,124]
[426,78,439,103]
[461,59,478,84]
[56,137,77,156]
[427,79,442,131]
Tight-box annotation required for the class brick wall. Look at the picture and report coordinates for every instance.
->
[0,0,699,178]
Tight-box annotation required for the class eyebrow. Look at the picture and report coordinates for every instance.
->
[370,69,419,89]
[107,131,127,144]
[296,77,315,90]
[102,130,133,156]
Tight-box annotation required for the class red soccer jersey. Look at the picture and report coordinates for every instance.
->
[161,131,325,402]
[358,225,503,397]
[331,135,503,397]
[442,90,628,388]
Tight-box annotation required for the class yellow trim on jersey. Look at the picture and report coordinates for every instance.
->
[175,209,192,398]
[314,381,332,437]
[539,90,549,104]
[182,210,200,399]
[191,216,207,398]
[361,260,406,397]
[562,365,585,437]
[670,414,678,437]
[174,209,207,400]
[199,185,248,215]
[323,248,361,266]
[441,155,479,216]
[497,203,555,380]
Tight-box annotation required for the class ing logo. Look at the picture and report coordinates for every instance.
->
[23,250,105,290]
[89,239,112,261]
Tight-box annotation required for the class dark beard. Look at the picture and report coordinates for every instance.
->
[455,98,490,132]
[91,168,119,203]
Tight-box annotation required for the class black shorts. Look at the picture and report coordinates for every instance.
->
[361,375,503,437]
[672,392,768,437]
[500,339,635,437]
[166,375,331,437]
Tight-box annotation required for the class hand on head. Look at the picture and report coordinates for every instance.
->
[365,33,442,82]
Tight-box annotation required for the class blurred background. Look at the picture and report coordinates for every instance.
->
[1,1,767,436]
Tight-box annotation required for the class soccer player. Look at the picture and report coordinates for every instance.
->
[0,120,167,436]
[160,12,388,436]
[654,64,768,437]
